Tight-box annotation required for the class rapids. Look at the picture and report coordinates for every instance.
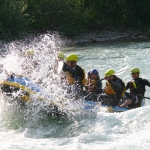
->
[0,34,150,150]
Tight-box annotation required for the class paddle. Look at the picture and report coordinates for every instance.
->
[57,61,64,74]
[4,69,24,78]
[85,66,128,87]
[4,69,15,78]
[125,92,150,100]
[143,96,150,100]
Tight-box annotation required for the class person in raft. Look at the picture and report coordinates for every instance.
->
[120,67,150,108]
[62,53,86,96]
[22,50,40,76]
[97,69,125,106]
[84,69,102,101]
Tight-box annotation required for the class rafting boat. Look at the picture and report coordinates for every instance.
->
[0,75,69,117]
[0,76,41,101]
[83,100,145,113]
[0,76,145,114]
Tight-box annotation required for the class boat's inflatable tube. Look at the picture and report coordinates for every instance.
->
[0,76,145,113]
[0,76,40,93]
[83,100,145,112]
[0,76,41,101]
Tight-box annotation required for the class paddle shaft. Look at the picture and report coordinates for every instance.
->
[84,78,104,87]
[125,92,150,100]
[85,66,128,87]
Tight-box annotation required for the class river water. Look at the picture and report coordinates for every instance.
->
[0,34,150,150]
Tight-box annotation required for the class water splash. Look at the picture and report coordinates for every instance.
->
[1,37,150,149]
[0,33,91,132]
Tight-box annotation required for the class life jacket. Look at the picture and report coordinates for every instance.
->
[105,78,125,97]
[105,81,116,95]
[87,78,97,92]
[129,78,146,95]
[66,68,86,85]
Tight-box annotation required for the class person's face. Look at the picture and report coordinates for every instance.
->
[88,74,91,79]
[58,57,64,61]
[91,74,97,79]
[105,75,114,81]
[131,73,139,79]
[67,61,76,67]
[26,55,33,59]
[67,61,71,67]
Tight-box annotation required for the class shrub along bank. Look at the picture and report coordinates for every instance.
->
[0,0,150,39]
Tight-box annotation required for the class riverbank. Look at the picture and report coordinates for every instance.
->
[65,29,150,46]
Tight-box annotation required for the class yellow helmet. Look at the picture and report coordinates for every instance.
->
[66,53,78,62]
[130,67,140,74]
[25,50,35,56]
[57,51,64,59]
[105,69,115,77]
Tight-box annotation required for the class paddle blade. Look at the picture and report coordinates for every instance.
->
[115,66,128,76]
[57,61,64,74]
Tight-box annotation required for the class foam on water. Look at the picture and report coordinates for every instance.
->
[0,34,150,149]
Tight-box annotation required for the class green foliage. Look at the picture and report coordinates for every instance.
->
[0,0,150,39]
[26,0,86,36]
[0,0,27,39]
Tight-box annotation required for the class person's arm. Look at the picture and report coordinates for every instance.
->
[62,62,69,72]
[111,79,125,98]
[144,79,150,87]
[75,66,84,83]
[96,81,103,93]
[125,82,130,91]
[69,66,84,83]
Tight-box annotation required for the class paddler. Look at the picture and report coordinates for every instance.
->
[22,50,40,76]
[120,67,150,108]
[87,69,102,92]
[84,69,103,101]
[62,53,86,95]
[98,69,125,106]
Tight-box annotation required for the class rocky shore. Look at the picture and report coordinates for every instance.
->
[66,29,150,46]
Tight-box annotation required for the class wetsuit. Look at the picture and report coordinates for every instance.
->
[62,62,85,95]
[98,76,125,106]
[125,78,150,108]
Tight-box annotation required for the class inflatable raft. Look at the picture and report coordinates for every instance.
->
[0,75,67,117]
[0,76,145,113]
[0,76,41,101]
[83,99,145,113]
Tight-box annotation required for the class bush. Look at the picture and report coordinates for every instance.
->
[0,0,27,39]
[26,0,87,36]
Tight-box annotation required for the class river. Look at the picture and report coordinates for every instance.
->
[0,34,150,150]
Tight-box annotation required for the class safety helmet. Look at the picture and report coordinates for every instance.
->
[130,67,140,74]
[91,69,99,76]
[25,50,35,56]
[105,69,115,77]
[57,51,64,59]
[66,53,78,62]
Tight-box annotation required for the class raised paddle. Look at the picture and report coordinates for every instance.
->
[57,61,64,74]
[85,66,128,87]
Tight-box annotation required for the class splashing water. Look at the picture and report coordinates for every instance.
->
[0,34,150,150]
[0,33,88,124]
